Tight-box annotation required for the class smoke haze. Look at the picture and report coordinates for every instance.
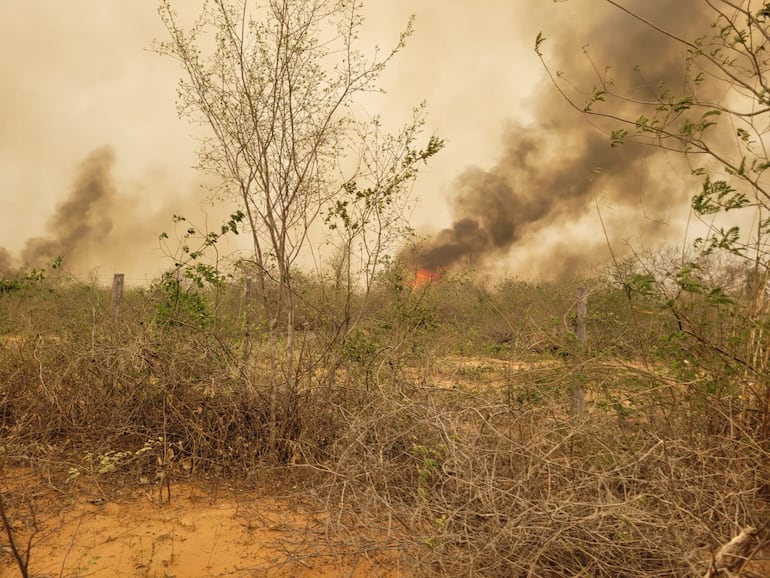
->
[415,1,714,277]
[19,148,116,270]
[0,2,208,283]
[0,146,228,281]
[0,1,726,282]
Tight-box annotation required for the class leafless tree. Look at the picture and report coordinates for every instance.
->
[156,0,442,454]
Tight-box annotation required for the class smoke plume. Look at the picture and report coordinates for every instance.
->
[20,147,116,270]
[1,146,227,282]
[416,1,713,276]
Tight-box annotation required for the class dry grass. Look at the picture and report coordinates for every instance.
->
[2,280,770,576]
[308,361,770,577]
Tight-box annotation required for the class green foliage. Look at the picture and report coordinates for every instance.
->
[691,176,748,216]
[153,274,211,329]
[342,328,380,365]
[0,258,60,293]
[584,86,606,112]
[325,133,444,235]
[154,211,243,329]
[159,211,243,276]
[609,128,628,147]
[411,442,444,503]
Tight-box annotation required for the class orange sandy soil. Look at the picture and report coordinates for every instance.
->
[0,475,405,578]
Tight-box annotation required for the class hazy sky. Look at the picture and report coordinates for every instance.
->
[0,1,702,282]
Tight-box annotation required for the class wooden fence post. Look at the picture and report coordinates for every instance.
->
[111,273,124,320]
[576,287,587,345]
[570,287,588,417]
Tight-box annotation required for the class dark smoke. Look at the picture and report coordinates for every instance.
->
[0,146,220,282]
[419,169,517,270]
[20,146,116,270]
[416,1,713,275]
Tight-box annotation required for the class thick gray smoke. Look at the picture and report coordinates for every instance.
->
[20,147,116,270]
[416,1,713,275]
[0,146,222,281]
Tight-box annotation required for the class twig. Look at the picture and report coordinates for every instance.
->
[59,506,87,578]
[0,491,30,578]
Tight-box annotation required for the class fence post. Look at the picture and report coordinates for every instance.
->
[570,287,588,417]
[111,273,124,320]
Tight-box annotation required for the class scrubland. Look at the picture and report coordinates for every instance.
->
[1,258,769,577]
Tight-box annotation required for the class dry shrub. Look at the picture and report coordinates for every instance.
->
[316,365,770,577]
[0,283,365,485]
[0,285,275,483]
[3,278,770,576]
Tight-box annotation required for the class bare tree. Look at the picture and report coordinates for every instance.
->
[156,0,441,455]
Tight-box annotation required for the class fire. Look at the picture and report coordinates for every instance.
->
[413,268,442,289]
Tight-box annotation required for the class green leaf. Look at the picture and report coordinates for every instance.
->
[707,287,733,304]
[584,87,607,113]
[691,176,748,215]
[610,129,628,147]
[672,96,694,112]
[675,263,704,294]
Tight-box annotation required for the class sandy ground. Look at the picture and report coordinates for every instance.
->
[0,478,403,578]
[0,354,538,578]
[5,355,768,577]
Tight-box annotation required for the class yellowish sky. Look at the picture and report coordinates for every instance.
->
[0,2,553,281]
[0,1,695,282]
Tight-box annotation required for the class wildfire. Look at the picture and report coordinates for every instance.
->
[413,268,442,290]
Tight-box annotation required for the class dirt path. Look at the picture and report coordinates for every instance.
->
[1,481,402,577]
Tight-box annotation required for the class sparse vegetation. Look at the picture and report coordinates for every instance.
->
[4,0,770,576]
[1,257,770,575]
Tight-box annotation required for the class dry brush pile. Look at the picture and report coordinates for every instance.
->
[313,360,770,577]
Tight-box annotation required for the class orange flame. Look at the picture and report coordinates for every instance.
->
[413,268,442,290]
